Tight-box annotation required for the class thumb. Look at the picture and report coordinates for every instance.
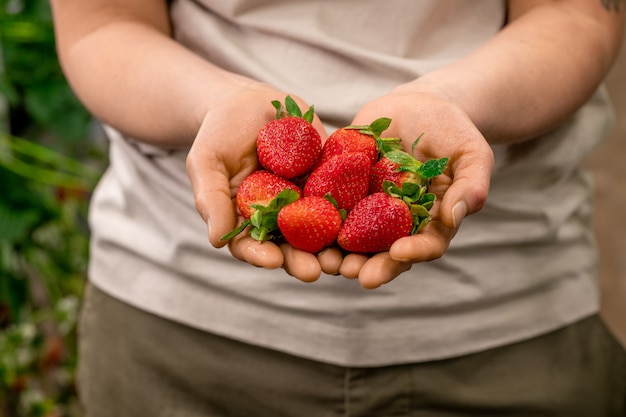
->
[187,154,239,248]
[439,157,493,230]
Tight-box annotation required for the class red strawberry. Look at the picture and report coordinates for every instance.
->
[319,118,398,166]
[304,152,370,211]
[257,96,322,179]
[369,155,419,194]
[236,170,302,219]
[337,192,414,253]
[369,150,449,194]
[277,196,343,253]
[221,170,301,242]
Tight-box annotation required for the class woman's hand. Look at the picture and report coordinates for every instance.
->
[186,88,333,282]
[340,89,495,288]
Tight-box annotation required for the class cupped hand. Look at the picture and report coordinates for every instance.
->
[344,89,495,289]
[186,87,330,282]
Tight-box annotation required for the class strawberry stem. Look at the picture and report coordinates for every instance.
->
[220,189,300,242]
[344,117,392,138]
[272,96,315,123]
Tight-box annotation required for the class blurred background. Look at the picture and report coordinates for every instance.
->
[1,1,106,416]
[0,1,624,416]
[585,27,626,348]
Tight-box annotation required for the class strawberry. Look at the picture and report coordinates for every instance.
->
[337,192,414,253]
[257,96,322,179]
[369,155,417,194]
[320,118,395,166]
[236,170,302,219]
[221,171,301,242]
[369,149,449,194]
[304,152,370,211]
[277,195,343,253]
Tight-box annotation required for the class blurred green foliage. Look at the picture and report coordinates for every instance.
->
[0,0,91,151]
[1,0,105,416]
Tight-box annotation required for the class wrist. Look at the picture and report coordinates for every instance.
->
[389,72,506,144]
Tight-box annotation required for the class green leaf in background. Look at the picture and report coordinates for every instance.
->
[23,81,91,142]
[0,200,41,242]
[0,74,19,105]
[0,132,100,189]
[0,1,98,415]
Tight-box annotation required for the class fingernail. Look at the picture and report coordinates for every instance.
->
[452,201,467,229]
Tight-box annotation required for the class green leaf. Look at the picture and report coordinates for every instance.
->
[302,105,315,124]
[415,215,432,233]
[284,96,302,118]
[2,132,99,178]
[411,133,425,154]
[368,117,392,137]
[418,193,436,210]
[0,75,19,105]
[399,182,421,203]
[377,137,403,154]
[382,180,402,198]
[323,193,339,208]
[345,117,391,138]
[272,189,300,209]
[261,211,279,230]
[383,151,422,173]
[250,210,263,228]
[410,204,431,229]
[271,100,282,119]
[418,158,449,179]
[274,96,315,122]
[0,202,41,243]
[249,203,266,212]
[224,188,298,243]
[23,80,91,141]
[219,220,251,241]
[0,132,100,189]
[250,227,266,241]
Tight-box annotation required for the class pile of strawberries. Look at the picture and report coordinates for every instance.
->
[221,97,448,254]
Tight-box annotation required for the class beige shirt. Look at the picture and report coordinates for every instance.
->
[88,0,613,366]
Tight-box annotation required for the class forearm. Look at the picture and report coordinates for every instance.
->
[397,0,624,145]
[51,3,272,147]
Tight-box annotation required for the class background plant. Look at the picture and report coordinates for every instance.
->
[1,0,105,416]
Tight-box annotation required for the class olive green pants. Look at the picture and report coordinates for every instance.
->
[78,284,626,417]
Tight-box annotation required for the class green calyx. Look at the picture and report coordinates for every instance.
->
[377,137,403,154]
[380,144,448,234]
[220,189,300,242]
[343,117,403,155]
[344,117,391,138]
[382,180,436,234]
[384,149,448,184]
[324,193,347,221]
[271,96,315,123]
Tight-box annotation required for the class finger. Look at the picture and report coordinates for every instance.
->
[280,243,322,282]
[339,253,369,279]
[357,252,412,289]
[388,219,456,263]
[187,154,239,248]
[317,247,343,275]
[228,235,284,269]
[439,145,494,229]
